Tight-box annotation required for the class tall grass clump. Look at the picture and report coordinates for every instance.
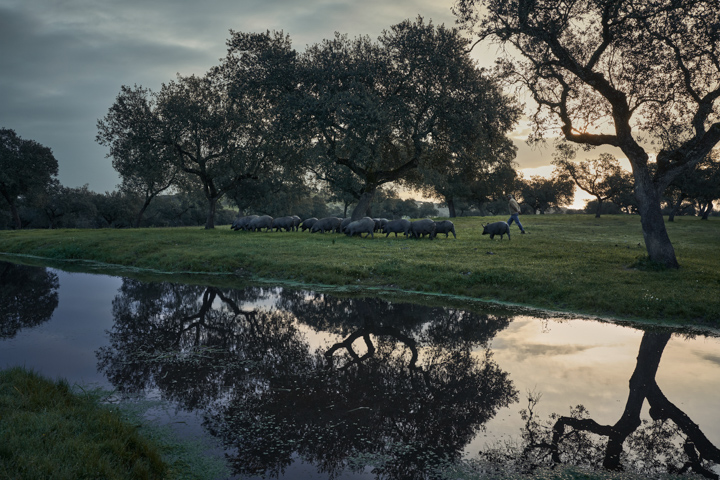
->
[0,367,167,479]
[0,367,231,480]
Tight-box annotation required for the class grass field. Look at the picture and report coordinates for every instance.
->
[0,367,231,480]
[1,214,718,327]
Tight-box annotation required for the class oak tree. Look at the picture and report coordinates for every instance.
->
[455,0,720,267]
[297,17,520,220]
[97,85,178,228]
[99,32,299,229]
[665,151,720,220]
[519,174,575,214]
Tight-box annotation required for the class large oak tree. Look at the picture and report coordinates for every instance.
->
[455,0,720,267]
[99,32,298,229]
[97,85,178,228]
[296,17,520,220]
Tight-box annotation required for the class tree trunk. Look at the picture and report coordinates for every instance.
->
[8,202,22,229]
[633,172,679,268]
[668,193,684,222]
[595,197,603,218]
[603,332,671,469]
[134,197,153,228]
[205,197,217,229]
[700,201,713,220]
[350,187,376,221]
[446,196,457,218]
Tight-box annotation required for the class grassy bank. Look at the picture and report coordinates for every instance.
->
[0,367,229,480]
[0,367,167,479]
[1,214,718,326]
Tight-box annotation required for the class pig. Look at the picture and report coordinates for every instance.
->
[248,215,274,232]
[291,215,302,231]
[300,217,318,232]
[345,217,375,238]
[410,218,437,239]
[231,215,257,231]
[383,219,410,237]
[240,215,259,230]
[271,216,295,232]
[311,217,342,233]
[434,220,456,238]
[482,221,511,240]
[340,217,353,234]
[373,218,389,232]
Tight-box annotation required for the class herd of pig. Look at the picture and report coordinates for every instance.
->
[230,215,457,239]
[231,215,513,240]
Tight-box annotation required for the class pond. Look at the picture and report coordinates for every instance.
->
[1,259,719,479]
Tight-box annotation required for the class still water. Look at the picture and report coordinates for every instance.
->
[1,260,719,479]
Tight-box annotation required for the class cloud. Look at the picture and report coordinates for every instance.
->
[0,0,484,192]
[698,352,720,368]
[511,343,596,361]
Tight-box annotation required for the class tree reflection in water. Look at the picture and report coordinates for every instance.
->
[0,262,59,339]
[479,332,720,479]
[97,281,518,478]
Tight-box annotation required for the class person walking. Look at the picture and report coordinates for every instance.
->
[506,194,527,234]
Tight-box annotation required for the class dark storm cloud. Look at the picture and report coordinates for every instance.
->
[0,0,458,192]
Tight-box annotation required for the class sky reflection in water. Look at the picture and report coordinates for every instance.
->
[1,261,718,479]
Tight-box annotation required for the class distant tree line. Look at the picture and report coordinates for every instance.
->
[2,123,717,230]
[0,171,445,230]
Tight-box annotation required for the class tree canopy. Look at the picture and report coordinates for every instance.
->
[295,17,520,220]
[455,0,720,267]
[0,128,58,229]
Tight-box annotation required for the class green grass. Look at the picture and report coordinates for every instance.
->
[0,367,229,480]
[1,214,719,327]
[0,367,167,480]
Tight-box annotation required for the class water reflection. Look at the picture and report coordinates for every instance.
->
[0,262,58,338]
[1,261,719,479]
[97,281,518,478]
[480,331,720,479]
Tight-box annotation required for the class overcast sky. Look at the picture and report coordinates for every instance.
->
[1,0,561,196]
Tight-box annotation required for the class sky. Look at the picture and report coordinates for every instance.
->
[1,0,602,206]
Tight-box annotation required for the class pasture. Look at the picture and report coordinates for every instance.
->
[1,214,718,327]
